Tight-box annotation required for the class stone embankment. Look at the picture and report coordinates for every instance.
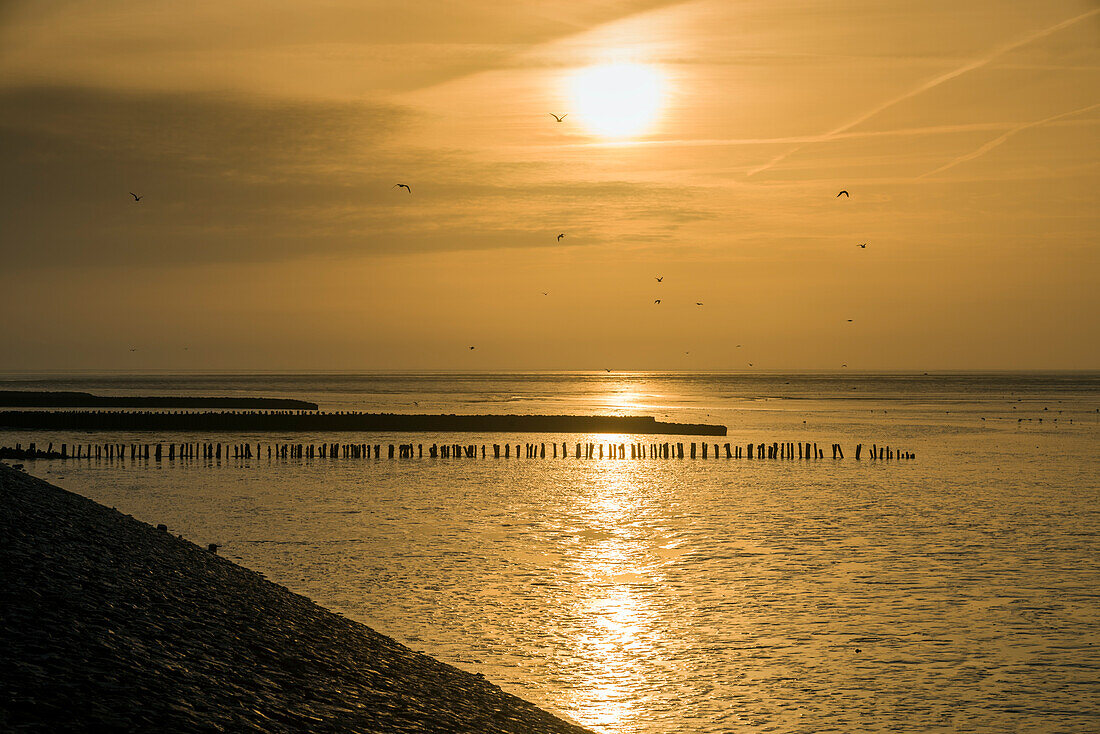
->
[0,463,594,733]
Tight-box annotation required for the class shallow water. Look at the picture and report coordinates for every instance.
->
[3,372,1098,733]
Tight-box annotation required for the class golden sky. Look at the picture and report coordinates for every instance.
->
[1,0,1097,370]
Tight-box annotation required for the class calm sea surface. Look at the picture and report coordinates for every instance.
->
[2,372,1099,733]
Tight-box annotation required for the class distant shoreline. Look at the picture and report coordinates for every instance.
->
[0,390,318,411]
[0,410,727,436]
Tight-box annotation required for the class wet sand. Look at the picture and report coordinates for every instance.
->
[0,463,594,733]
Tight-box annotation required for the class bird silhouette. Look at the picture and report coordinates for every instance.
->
[557,233,565,241]
[549,113,567,122]
[842,363,848,367]
[655,276,663,282]
[605,368,612,372]
[837,190,849,197]
[129,192,142,202]
[654,299,661,304]
[129,347,137,352]
[696,302,703,306]
[468,346,475,350]
[748,362,753,367]
[393,183,411,192]
[541,291,549,296]
[736,344,742,348]
[847,319,853,322]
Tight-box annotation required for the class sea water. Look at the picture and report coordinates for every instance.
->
[2,372,1098,733]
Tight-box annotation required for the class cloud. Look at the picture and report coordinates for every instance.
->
[0,0,687,97]
[0,85,410,266]
[0,85,709,269]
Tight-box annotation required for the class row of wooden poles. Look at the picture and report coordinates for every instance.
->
[4,440,916,461]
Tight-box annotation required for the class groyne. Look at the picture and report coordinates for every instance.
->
[0,410,726,436]
[0,391,318,410]
[0,463,593,733]
[1,440,915,462]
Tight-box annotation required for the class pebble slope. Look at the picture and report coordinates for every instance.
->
[0,463,595,734]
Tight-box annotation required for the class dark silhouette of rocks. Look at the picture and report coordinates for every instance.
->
[0,463,594,734]
[0,391,318,411]
[0,411,727,436]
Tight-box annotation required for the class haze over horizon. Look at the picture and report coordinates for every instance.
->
[2,0,1097,372]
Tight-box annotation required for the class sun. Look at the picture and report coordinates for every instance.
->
[568,63,664,138]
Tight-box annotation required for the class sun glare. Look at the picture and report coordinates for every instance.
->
[569,63,664,138]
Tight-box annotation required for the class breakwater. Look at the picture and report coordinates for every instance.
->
[0,410,726,435]
[0,390,318,410]
[1,439,915,461]
[0,463,594,733]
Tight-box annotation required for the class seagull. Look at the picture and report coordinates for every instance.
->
[129,192,142,202]
[696,302,704,306]
[605,368,612,372]
[858,243,867,248]
[549,113,567,122]
[557,233,565,241]
[837,190,849,198]
[654,299,661,304]
[393,183,411,192]
[655,276,663,282]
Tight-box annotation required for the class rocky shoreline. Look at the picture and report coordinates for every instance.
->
[0,463,594,733]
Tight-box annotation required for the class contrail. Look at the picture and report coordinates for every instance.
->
[559,119,1095,150]
[919,101,1100,178]
[745,7,1100,177]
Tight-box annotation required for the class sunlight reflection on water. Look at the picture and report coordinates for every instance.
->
[4,373,1099,733]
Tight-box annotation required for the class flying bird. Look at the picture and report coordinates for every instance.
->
[654,299,661,304]
[846,319,854,322]
[468,346,475,350]
[858,243,867,248]
[129,192,142,202]
[392,183,411,192]
[541,291,549,296]
[655,276,663,282]
[837,190,849,198]
[748,362,753,367]
[549,113,568,122]
[696,302,704,306]
[557,233,565,241]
